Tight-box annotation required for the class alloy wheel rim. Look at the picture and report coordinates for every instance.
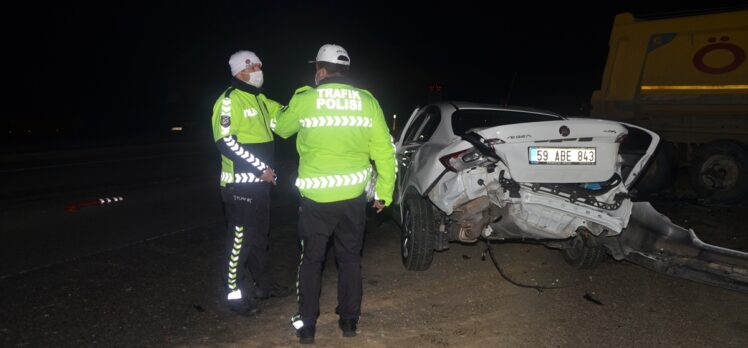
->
[402,209,412,259]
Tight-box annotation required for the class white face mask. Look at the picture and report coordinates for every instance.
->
[247,70,264,88]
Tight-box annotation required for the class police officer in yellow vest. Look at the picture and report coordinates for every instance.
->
[211,50,291,316]
[274,44,396,344]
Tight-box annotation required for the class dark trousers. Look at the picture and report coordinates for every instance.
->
[297,194,366,325]
[221,184,274,297]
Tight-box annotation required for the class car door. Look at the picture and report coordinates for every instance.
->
[395,107,423,203]
[395,106,442,204]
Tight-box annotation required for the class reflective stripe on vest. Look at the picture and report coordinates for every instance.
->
[221,172,234,184]
[223,136,268,172]
[294,168,372,190]
[235,172,263,183]
[221,172,263,184]
[299,116,372,128]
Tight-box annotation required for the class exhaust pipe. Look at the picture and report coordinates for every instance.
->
[450,197,491,242]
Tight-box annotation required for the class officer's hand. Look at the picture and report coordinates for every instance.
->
[260,168,277,186]
[372,200,385,214]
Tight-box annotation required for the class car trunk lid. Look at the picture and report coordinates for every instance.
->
[474,119,627,183]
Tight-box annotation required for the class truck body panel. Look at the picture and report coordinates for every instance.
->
[591,10,748,144]
[592,10,748,202]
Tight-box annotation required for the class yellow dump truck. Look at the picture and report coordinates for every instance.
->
[591,9,748,202]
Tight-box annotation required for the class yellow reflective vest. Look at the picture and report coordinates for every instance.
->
[274,78,396,205]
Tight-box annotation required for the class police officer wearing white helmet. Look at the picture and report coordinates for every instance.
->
[275,44,396,344]
[210,50,292,317]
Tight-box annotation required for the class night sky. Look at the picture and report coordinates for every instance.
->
[3,0,746,150]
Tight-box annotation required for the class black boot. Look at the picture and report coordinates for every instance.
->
[338,318,358,337]
[297,324,316,344]
[228,297,260,316]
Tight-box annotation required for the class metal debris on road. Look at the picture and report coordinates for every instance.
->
[583,293,604,306]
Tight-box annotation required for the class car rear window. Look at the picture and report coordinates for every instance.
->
[451,110,562,136]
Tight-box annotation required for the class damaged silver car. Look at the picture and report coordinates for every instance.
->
[394,102,748,292]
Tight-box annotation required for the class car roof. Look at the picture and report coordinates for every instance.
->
[428,101,563,118]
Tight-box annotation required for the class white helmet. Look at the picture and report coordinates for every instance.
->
[228,50,262,76]
[309,44,350,66]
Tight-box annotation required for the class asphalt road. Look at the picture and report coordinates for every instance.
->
[0,142,297,278]
[1,201,747,347]
[0,142,219,277]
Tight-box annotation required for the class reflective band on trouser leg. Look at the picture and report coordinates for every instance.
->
[296,240,305,301]
[291,240,305,329]
[294,167,372,190]
[223,136,268,172]
[227,226,245,300]
[291,313,304,330]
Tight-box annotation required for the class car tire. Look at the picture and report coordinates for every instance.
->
[401,197,436,271]
[562,237,606,269]
[690,141,748,203]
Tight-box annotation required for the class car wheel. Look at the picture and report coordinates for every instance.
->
[562,236,606,269]
[690,141,748,203]
[401,197,436,271]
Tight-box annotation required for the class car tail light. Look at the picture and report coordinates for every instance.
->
[439,149,471,172]
[439,148,495,172]
[486,138,505,146]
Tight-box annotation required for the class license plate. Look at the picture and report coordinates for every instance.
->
[528,147,596,165]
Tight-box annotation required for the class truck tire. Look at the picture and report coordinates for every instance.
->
[690,141,748,203]
[401,197,436,271]
[562,237,606,269]
[634,141,677,197]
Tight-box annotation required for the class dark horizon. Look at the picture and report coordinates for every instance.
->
[3,0,746,151]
